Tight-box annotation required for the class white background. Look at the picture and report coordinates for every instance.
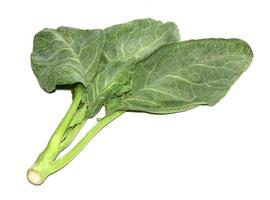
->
[0,0,269,199]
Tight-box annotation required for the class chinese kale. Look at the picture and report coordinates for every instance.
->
[28,19,253,185]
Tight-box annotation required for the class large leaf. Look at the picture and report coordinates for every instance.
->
[83,19,180,117]
[105,38,253,114]
[31,27,106,92]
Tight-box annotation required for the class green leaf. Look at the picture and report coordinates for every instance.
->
[105,38,253,114]
[31,27,106,92]
[83,19,180,117]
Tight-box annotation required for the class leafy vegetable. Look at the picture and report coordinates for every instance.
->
[28,19,253,185]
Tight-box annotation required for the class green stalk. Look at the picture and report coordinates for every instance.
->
[50,111,124,173]
[27,84,84,185]
[27,109,124,185]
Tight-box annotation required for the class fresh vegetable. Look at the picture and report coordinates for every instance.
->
[28,18,253,185]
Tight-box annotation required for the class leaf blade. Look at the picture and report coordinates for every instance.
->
[105,38,253,114]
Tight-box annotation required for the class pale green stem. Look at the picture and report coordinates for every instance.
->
[51,111,124,173]
[37,84,84,161]
[27,84,84,185]
[27,110,124,185]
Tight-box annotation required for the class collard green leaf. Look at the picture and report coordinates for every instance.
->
[31,27,106,92]
[82,19,180,117]
[105,38,253,114]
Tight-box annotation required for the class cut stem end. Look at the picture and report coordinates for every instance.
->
[27,169,45,185]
